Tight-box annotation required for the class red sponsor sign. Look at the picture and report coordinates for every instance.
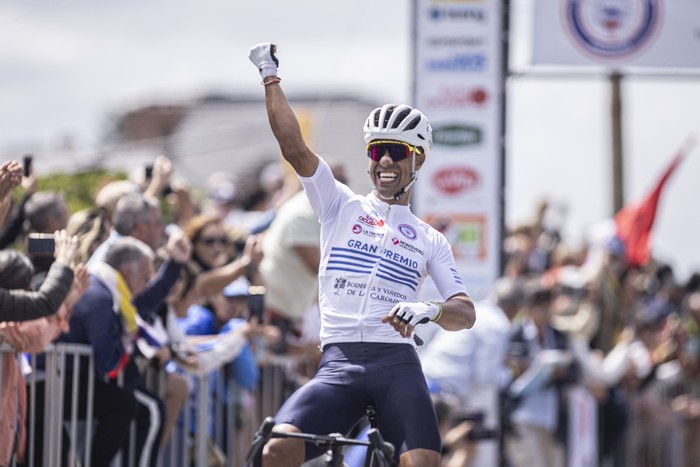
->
[425,86,488,109]
[433,167,480,194]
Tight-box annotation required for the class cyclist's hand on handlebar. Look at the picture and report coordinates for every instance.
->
[382,301,439,338]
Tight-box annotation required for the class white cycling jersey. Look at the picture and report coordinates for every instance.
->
[300,158,469,348]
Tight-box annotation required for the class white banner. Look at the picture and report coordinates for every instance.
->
[568,386,598,467]
[413,0,504,298]
[530,0,700,69]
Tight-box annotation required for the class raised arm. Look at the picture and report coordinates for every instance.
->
[194,234,262,298]
[249,43,319,177]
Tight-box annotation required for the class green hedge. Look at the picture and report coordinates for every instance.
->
[31,169,127,213]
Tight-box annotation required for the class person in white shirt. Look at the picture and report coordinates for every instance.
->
[421,277,524,467]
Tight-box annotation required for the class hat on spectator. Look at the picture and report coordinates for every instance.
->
[606,235,626,258]
[550,266,600,341]
[223,277,251,298]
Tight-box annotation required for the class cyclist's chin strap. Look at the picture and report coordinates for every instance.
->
[377,152,418,202]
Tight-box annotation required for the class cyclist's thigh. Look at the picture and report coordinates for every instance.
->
[275,344,368,458]
[368,344,441,457]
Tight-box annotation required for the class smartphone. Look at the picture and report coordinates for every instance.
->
[23,154,32,177]
[248,286,266,321]
[145,164,154,180]
[27,233,55,257]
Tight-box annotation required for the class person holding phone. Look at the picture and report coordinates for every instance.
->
[0,229,85,467]
[0,160,23,202]
[0,229,77,323]
[0,159,37,249]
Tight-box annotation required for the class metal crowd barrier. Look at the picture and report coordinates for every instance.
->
[620,362,693,467]
[1,343,316,467]
[4,341,696,467]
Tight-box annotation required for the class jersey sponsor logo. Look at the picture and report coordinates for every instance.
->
[392,237,425,255]
[334,277,369,297]
[432,124,482,146]
[425,87,488,110]
[352,223,384,238]
[433,167,480,194]
[326,241,422,291]
[564,0,661,59]
[398,224,417,240]
[345,240,380,254]
[425,53,487,72]
[358,214,385,228]
[369,286,408,303]
[333,277,347,295]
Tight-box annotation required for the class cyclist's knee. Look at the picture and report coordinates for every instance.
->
[399,448,440,467]
[262,424,305,467]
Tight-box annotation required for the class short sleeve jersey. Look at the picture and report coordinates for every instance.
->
[300,158,468,348]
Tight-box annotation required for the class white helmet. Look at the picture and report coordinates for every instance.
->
[363,104,432,156]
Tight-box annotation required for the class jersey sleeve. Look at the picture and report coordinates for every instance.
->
[299,157,354,224]
[428,231,469,300]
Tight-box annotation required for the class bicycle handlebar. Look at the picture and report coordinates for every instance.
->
[275,431,373,448]
[244,416,276,466]
[244,418,396,467]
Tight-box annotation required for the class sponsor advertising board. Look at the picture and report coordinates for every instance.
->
[530,0,700,69]
[413,0,504,299]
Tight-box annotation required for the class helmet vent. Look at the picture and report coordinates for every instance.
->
[382,105,397,128]
[404,115,421,131]
[392,108,412,129]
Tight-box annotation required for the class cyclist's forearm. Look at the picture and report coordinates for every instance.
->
[434,294,476,331]
[264,81,318,177]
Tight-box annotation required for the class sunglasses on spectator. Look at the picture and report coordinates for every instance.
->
[199,236,229,246]
[366,140,422,162]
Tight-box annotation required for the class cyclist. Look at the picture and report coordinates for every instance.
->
[248,43,476,467]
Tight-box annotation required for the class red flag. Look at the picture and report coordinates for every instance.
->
[614,136,696,267]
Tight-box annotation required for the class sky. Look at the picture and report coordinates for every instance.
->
[1,0,699,280]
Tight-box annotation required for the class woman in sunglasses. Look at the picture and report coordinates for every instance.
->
[183,214,262,300]
[249,43,476,467]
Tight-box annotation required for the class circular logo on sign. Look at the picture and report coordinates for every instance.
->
[398,224,417,240]
[563,0,661,59]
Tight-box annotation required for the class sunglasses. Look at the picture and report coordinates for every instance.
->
[366,140,422,162]
[199,236,229,246]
